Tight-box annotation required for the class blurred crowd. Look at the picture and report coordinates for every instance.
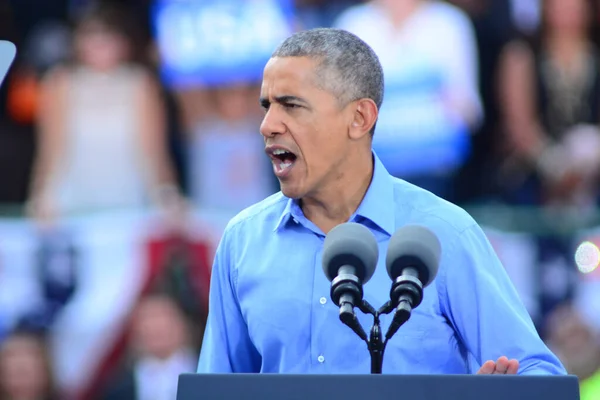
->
[0,0,599,399]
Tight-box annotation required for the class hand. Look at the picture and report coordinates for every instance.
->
[477,356,519,375]
[544,170,585,202]
[158,191,191,234]
[26,197,59,231]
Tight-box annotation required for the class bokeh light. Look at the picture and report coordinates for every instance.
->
[574,241,600,274]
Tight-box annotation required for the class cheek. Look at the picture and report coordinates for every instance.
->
[291,111,346,170]
[302,132,343,174]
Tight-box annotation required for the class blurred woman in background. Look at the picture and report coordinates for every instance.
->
[334,0,483,202]
[27,2,184,226]
[498,0,600,209]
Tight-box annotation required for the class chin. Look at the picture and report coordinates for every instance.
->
[280,183,305,200]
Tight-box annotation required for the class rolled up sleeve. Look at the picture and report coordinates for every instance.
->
[438,223,566,375]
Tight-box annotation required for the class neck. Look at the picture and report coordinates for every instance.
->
[546,33,588,60]
[301,149,373,234]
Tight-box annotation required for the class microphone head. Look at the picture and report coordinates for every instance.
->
[322,222,378,284]
[385,225,441,287]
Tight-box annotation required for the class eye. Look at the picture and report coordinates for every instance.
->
[283,103,300,110]
[259,99,270,111]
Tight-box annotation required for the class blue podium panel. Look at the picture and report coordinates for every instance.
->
[177,374,580,400]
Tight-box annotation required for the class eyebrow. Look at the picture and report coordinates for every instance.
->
[259,95,309,109]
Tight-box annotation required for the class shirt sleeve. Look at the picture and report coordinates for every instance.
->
[438,223,566,375]
[197,223,261,373]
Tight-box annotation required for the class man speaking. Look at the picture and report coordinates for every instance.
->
[197,28,566,375]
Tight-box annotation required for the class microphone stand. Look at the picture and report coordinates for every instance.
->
[343,300,408,374]
[331,274,419,374]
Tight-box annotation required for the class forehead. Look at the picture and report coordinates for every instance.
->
[261,56,320,95]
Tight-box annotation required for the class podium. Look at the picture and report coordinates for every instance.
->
[176,373,580,400]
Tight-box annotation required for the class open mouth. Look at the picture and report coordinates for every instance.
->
[271,149,297,176]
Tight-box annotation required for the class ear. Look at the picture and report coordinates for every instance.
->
[348,98,378,140]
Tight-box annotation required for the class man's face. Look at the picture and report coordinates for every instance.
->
[260,56,353,199]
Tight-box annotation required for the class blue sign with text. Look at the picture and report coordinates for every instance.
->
[152,0,295,88]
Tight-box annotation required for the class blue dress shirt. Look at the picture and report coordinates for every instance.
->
[197,153,566,375]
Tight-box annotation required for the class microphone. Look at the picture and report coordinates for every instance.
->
[384,225,441,340]
[322,222,378,341]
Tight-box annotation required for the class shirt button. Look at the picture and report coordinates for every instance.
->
[317,355,325,363]
[319,297,327,305]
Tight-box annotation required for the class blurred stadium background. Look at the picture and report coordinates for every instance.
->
[0,0,599,399]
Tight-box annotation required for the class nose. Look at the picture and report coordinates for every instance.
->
[260,107,286,139]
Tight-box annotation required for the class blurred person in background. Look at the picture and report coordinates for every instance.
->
[0,328,58,400]
[188,83,277,213]
[333,0,483,202]
[27,2,185,227]
[545,305,600,400]
[498,0,600,210]
[101,292,196,400]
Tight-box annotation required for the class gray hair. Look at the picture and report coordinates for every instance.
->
[272,28,384,133]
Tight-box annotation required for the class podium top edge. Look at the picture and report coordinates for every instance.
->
[179,373,578,380]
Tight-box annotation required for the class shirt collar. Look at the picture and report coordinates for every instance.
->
[274,151,396,236]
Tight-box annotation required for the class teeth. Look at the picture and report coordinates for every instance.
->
[279,162,293,171]
[273,149,289,156]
